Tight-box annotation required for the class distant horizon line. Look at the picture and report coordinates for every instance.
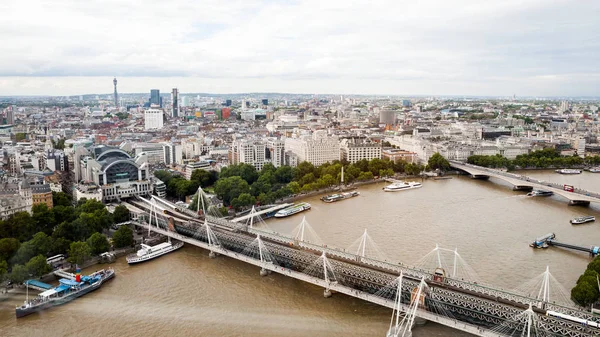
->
[1,92,599,100]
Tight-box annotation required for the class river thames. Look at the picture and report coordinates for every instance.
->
[1,171,599,337]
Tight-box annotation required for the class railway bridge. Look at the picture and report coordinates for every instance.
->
[116,195,600,337]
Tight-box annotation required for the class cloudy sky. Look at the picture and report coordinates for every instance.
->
[0,0,598,96]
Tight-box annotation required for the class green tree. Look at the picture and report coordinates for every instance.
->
[190,169,218,187]
[29,232,52,257]
[25,255,52,277]
[8,264,28,284]
[32,203,56,235]
[357,171,374,181]
[51,237,72,255]
[231,193,256,210]
[0,259,7,282]
[11,241,36,266]
[112,205,130,224]
[112,226,133,248]
[67,241,91,266]
[15,133,26,142]
[274,166,295,184]
[87,233,111,255]
[0,238,20,262]
[219,163,258,184]
[288,181,301,194]
[571,280,599,306]
[427,152,450,171]
[214,176,251,205]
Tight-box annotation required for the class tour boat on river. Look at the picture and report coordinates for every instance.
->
[127,240,184,264]
[383,181,422,192]
[274,202,311,218]
[527,190,554,197]
[16,268,115,318]
[555,169,582,174]
[570,216,595,225]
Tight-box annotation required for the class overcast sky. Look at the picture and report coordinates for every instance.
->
[0,0,598,96]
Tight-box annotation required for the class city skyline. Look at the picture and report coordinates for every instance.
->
[1,0,598,96]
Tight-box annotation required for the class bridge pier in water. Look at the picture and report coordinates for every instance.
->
[513,185,533,191]
[470,174,490,180]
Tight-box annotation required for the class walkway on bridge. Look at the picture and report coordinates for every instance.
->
[450,161,600,204]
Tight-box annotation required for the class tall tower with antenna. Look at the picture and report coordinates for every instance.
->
[113,77,119,108]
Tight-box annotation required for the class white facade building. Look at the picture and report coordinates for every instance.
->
[266,139,285,167]
[285,132,340,166]
[230,139,266,170]
[340,138,382,163]
[144,109,164,130]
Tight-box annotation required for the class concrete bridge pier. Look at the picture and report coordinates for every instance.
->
[260,268,269,276]
[470,174,490,180]
[413,317,427,326]
[569,200,591,206]
[208,251,218,258]
[323,289,333,298]
[513,185,533,191]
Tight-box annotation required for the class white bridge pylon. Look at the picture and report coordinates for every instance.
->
[291,216,323,246]
[241,234,278,276]
[387,276,427,337]
[489,304,546,337]
[513,266,574,308]
[414,244,480,283]
[303,251,341,297]
[347,228,388,262]
[244,205,270,229]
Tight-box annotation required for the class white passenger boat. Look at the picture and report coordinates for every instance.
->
[383,181,422,192]
[570,216,595,225]
[127,241,184,264]
[274,202,311,218]
[555,169,582,174]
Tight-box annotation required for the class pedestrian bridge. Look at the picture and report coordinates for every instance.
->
[450,161,600,205]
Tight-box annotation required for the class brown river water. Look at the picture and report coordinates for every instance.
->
[2,171,599,337]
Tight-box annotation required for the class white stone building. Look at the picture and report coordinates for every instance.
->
[340,137,382,163]
[284,132,340,166]
[144,108,164,130]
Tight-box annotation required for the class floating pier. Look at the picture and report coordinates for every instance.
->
[531,233,599,256]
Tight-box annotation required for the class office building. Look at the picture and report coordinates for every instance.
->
[222,107,231,120]
[402,100,411,107]
[340,137,382,164]
[284,131,340,166]
[163,143,182,166]
[262,99,268,106]
[230,139,267,170]
[150,89,162,107]
[225,99,232,106]
[185,160,212,180]
[379,110,396,125]
[266,139,285,167]
[171,88,179,118]
[144,109,164,130]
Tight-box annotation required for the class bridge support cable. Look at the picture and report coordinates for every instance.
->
[291,216,323,246]
[387,272,405,335]
[303,252,341,297]
[241,234,278,276]
[414,245,480,283]
[346,229,389,262]
[243,205,271,230]
[512,266,574,309]
[489,304,550,337]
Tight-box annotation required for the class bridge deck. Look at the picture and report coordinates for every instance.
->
[450,161,600,203]
[135,222,501,337]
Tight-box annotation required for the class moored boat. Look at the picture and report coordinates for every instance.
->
[16,268,115,318]
[321,190,359,203]
[589,167,600,173]
[126,240,184,264]
[274,202,311,218]
[383,181,422,192]
[527,190,554,197]
[555,169,582,174]
[570,216,596,225]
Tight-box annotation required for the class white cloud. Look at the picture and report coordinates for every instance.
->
[0,0,598,96]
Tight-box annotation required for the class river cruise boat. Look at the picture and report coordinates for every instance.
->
[274,202,311,218]
[570,216,596,225]
[321,191,360,203]
[590,167,600,173]
[527,190,554,197]
[126,240,184,264]
[555,169,582,174]
[16,268,115,318]
[383,181,422,192]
